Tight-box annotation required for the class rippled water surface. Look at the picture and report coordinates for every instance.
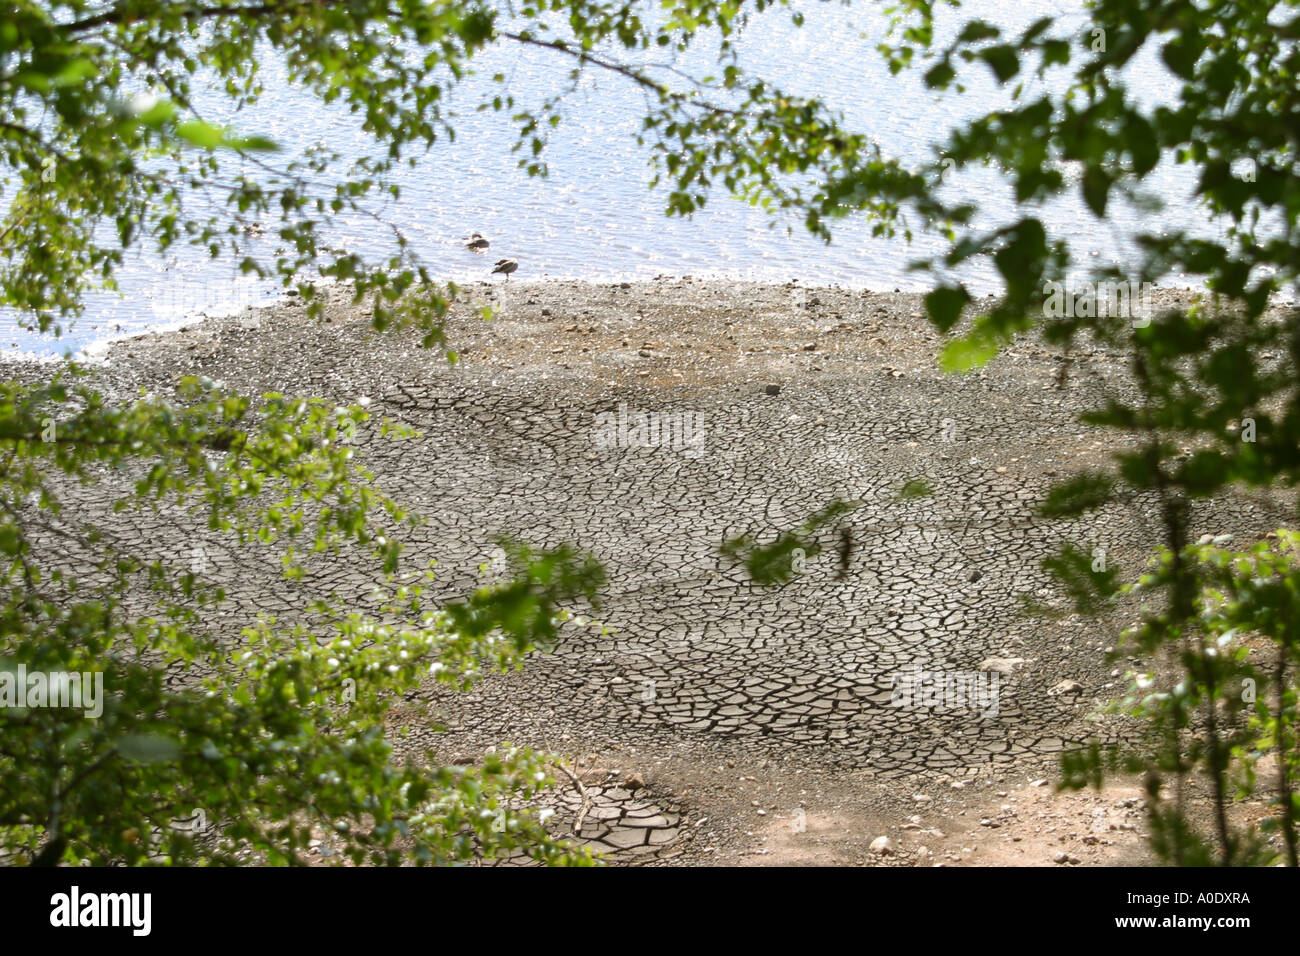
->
[5,0,1220,357]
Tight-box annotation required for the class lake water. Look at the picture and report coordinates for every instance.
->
[5,0,1222,358]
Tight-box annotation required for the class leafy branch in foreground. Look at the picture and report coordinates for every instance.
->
[0,370,600,864]
[3,0,924,343]
[720,498,858,586]
[1058,532,1300,867]
[8,0,1300,869]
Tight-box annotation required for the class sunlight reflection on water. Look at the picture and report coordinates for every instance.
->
[3,0,1223,357]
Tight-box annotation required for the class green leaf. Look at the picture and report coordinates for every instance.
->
[939,334,1000,372]
[898,478,932,499]
[175,120,225,149]
[1082,167,1112,217]
[135,99,177,126]
[1038,473,1114,518]
[957,21,1001,43]
[225,136,280,152]
[979,46,1020,83]
[52,59,97,87]
[925,285,971,333]
[924,60,956,88]
[1161,33,1205,80]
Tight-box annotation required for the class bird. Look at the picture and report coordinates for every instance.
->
[464,232,489,253]
[492,258,518,280]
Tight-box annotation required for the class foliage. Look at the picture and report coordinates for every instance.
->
[2,0,892,867]
[721,498,857,585]
[5,0,1300,866]
[1,0,926,340]
[878,0,1300,865]
[0,369,598,864]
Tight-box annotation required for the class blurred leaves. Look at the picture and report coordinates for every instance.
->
[720,498,857,586]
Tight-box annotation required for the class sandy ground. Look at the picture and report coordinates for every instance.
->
[6,278,1293,866]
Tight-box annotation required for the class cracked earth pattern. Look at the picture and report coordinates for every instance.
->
[15,279,1293,864]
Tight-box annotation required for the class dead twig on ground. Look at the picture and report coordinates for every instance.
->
[551,757,592,836]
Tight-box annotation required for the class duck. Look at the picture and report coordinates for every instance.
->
[464,232,490,253]
[492,258,518,280]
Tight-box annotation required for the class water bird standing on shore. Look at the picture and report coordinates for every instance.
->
[492,258,518,280]
[464,232,490,252]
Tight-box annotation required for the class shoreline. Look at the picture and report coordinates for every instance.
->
[3,277,1292,866]
[1,273,1278,368]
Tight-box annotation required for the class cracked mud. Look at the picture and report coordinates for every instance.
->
[15,279,1291,865]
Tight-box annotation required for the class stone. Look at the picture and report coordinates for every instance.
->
[764,384,781,396]
[1050,680,1084,696]
[623,772,646,790]
[869,836,894,855]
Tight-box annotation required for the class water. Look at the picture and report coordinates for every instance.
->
[3,0,1222,358]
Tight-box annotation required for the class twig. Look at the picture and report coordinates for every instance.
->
[551,759,592,837]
